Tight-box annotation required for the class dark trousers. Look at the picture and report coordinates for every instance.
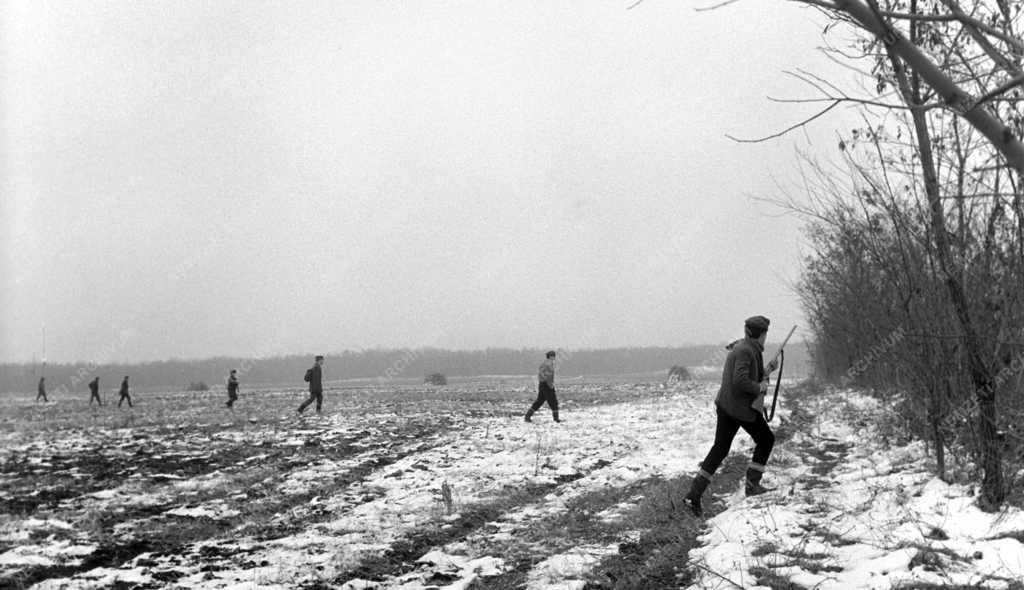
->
[118,393,133,408]
[36,392,47,402]
[699,404,775,477]
[298,391,323,413]
[530,382,558,412]
[89,391,102,406]
[227,391,238,408]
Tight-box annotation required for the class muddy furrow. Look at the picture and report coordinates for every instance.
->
[1,422,449,588]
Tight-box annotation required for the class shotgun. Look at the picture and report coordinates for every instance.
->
[752,325,797,419]
[767,325,798,375]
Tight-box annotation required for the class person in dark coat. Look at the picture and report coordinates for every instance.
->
[118,376,133,408]
[525,350,560,423]
[226,370,239,408]
[684,316,779,516]
[36,377,47,402]
[297,356,324,414]
[88,377,102,406]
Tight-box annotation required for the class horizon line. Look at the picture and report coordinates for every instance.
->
[2,340,810,367]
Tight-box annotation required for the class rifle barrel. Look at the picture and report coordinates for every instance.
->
[769,325,798,365]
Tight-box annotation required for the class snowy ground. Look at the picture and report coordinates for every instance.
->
[2,379,1023,589]
[688,392,1024,590]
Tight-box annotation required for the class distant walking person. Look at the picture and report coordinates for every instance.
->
[684,316,779,517]
[297,356,324,414]
[88,377,102,406]
[525,350,560,423]
[36,377,48,402]
[118,376,133,408]
[226,370,239,408]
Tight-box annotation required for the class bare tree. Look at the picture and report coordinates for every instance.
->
[714,0,1024,506]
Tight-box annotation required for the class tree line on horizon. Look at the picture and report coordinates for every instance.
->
[1,344,810,395]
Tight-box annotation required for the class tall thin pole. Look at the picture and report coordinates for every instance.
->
[41,324,46,378]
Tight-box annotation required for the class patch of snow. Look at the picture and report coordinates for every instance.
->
[340,580,379,590]
[166,504,240,519]
[89,488,122,500]
[20,518,74,530]
[526,544,618,590]
[0,550,54,566]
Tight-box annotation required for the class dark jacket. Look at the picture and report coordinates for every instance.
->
[714,337,765,422]
[89,379,99,394]
[308,364,323,394]
[120,379,129,396]
[538,359,555,388]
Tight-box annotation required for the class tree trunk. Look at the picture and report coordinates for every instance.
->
[933,378,947,481]
[885,11,1006,506]
[823,0,1024,175]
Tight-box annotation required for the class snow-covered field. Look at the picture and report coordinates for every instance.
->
[2,378,1023,589]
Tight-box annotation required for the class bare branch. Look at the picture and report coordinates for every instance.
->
[794,0,841,10]
[694,0,742,11]
[726,101,841,143]
[939,0,1024,77]
[795,67,849,97]
[935,1,1024,57]
[766,94,940,111]
[821,0,1024,174]
[974,73,1024,109]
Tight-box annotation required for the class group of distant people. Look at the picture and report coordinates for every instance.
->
[30,357,322,413]
[28,315,779,519]
[28,349,567,426]
[35,375,133,407]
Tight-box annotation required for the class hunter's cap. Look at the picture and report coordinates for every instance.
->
[744,315,771,334]
[315,355,324,361]
[546,350,556,358]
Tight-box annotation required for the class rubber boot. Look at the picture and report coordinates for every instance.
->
[524,408,535,423]
[745,464,772,496]
[684,473,710,517]
[552,409,561,423]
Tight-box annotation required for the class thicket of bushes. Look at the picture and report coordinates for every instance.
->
[795,101,1024,501]
[424,373,447,386]
[666,365,691,383]
[785,0,1024,508]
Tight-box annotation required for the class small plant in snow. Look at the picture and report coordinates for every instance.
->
[435,480,454,515]
[533,431,546,476]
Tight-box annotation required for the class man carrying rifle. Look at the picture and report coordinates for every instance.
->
[684,315,780,517]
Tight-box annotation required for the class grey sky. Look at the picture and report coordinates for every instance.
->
[2,2,858,363]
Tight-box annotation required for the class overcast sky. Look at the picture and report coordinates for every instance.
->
[1,1,860,363]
